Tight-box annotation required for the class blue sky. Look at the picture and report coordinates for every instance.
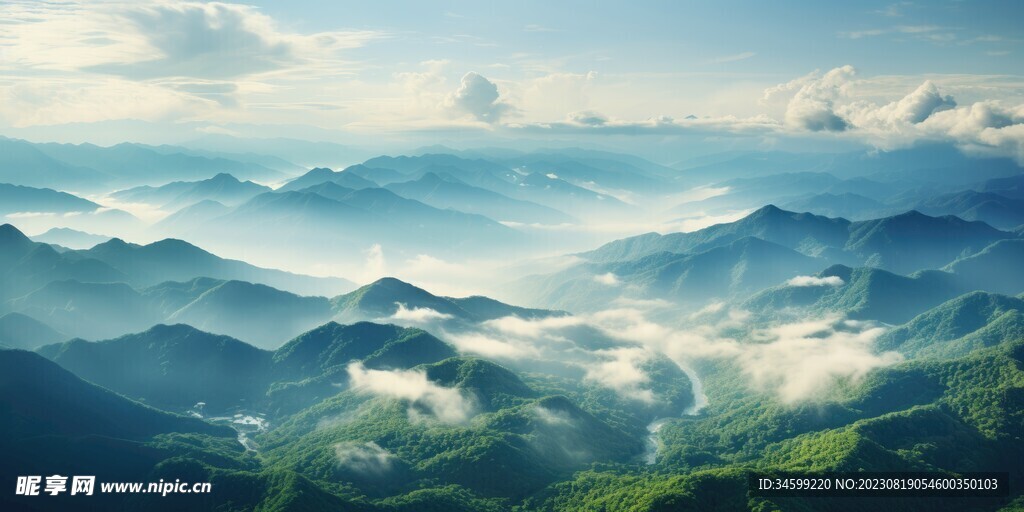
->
[247,0,1023,76]
[0,0,1022,161]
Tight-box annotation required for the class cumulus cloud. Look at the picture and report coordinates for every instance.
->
[779,65,856,131]
[388,303,454,324]
[760,65,1024,162]
[786,275,845,287]
[333,441,397,476]
[444,72,514,123]
[346,362,476,424]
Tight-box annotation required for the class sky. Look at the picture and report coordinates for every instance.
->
[1,0,1023,161]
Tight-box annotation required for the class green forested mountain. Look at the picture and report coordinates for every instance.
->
[943,239,1024,296]
[332,277,562,324]
[745,264,969,324]
[37,324,274,411]
[166,280,333,348]
[877,291,1024,359]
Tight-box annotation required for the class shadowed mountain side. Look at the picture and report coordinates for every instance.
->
[31,227,112,250]
[583,205,1011,275]
[942,238,1024,296]
[877,291,1024,359]
[79,235,354,297]
[0,183,101,215]
[385,172,577,225]
[166,280,333,348]
[517,236,828,312]
[0,312,66,350]
[277,166,379,191]
[744,264,969,325]
[182,186,525,261]
[111,173,271,209]
[36,321,459,417]
[331,277,564,325]
[37,324,273,412]
[0,348,233,440]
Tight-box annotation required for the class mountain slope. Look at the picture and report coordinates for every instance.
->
[844,210,1009,274]
[0,312,65,350]
[0,348,231,440]
[0,224,127,300]
[943,238,1024,296]
[744,264,968,324]
[112,173,271,208]
[278,167,379,192]
[332,277,560,324]
[583,206,1010,275]
[79,236,353,296]
[37,324,273,411]
[385,172,575,224]
[0,183,101,215]
[914,190,1024,230]
[583,205,851,263]
[877,291,1024,358]
[167,280,333,348]
[272,321,456,381]
[31,227,111,249]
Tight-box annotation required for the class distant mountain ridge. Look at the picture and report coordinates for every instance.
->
[111,172,272,209]
[0,137,286,190]
[583,205,1010,274]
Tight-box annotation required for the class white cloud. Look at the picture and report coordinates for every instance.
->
[444,72,514,123]
[741,317,902,403]
[584,347,656,403]
[443,331,541,360]
[361,244,386,282]
[333,441,397,476]
[388,303,454,324]
[782,65,856,131]
[0,1,382,127]
[346,362,476,424]
[760,66,1024,162]
[786,275,845,287]
[533,404,573,426]
[592,272,621,286]
[706,51,756,64]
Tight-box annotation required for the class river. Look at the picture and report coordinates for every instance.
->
[643,362,708,465]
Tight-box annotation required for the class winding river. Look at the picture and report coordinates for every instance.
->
[644,362,708,465]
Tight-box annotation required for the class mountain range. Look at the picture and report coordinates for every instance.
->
[111,173,271,209]
[0,137,288,190]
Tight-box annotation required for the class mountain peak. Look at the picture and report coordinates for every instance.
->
[208,172,240,183]
[0,223,31,245]
[749,204,787,217]
[367,276,421,291]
